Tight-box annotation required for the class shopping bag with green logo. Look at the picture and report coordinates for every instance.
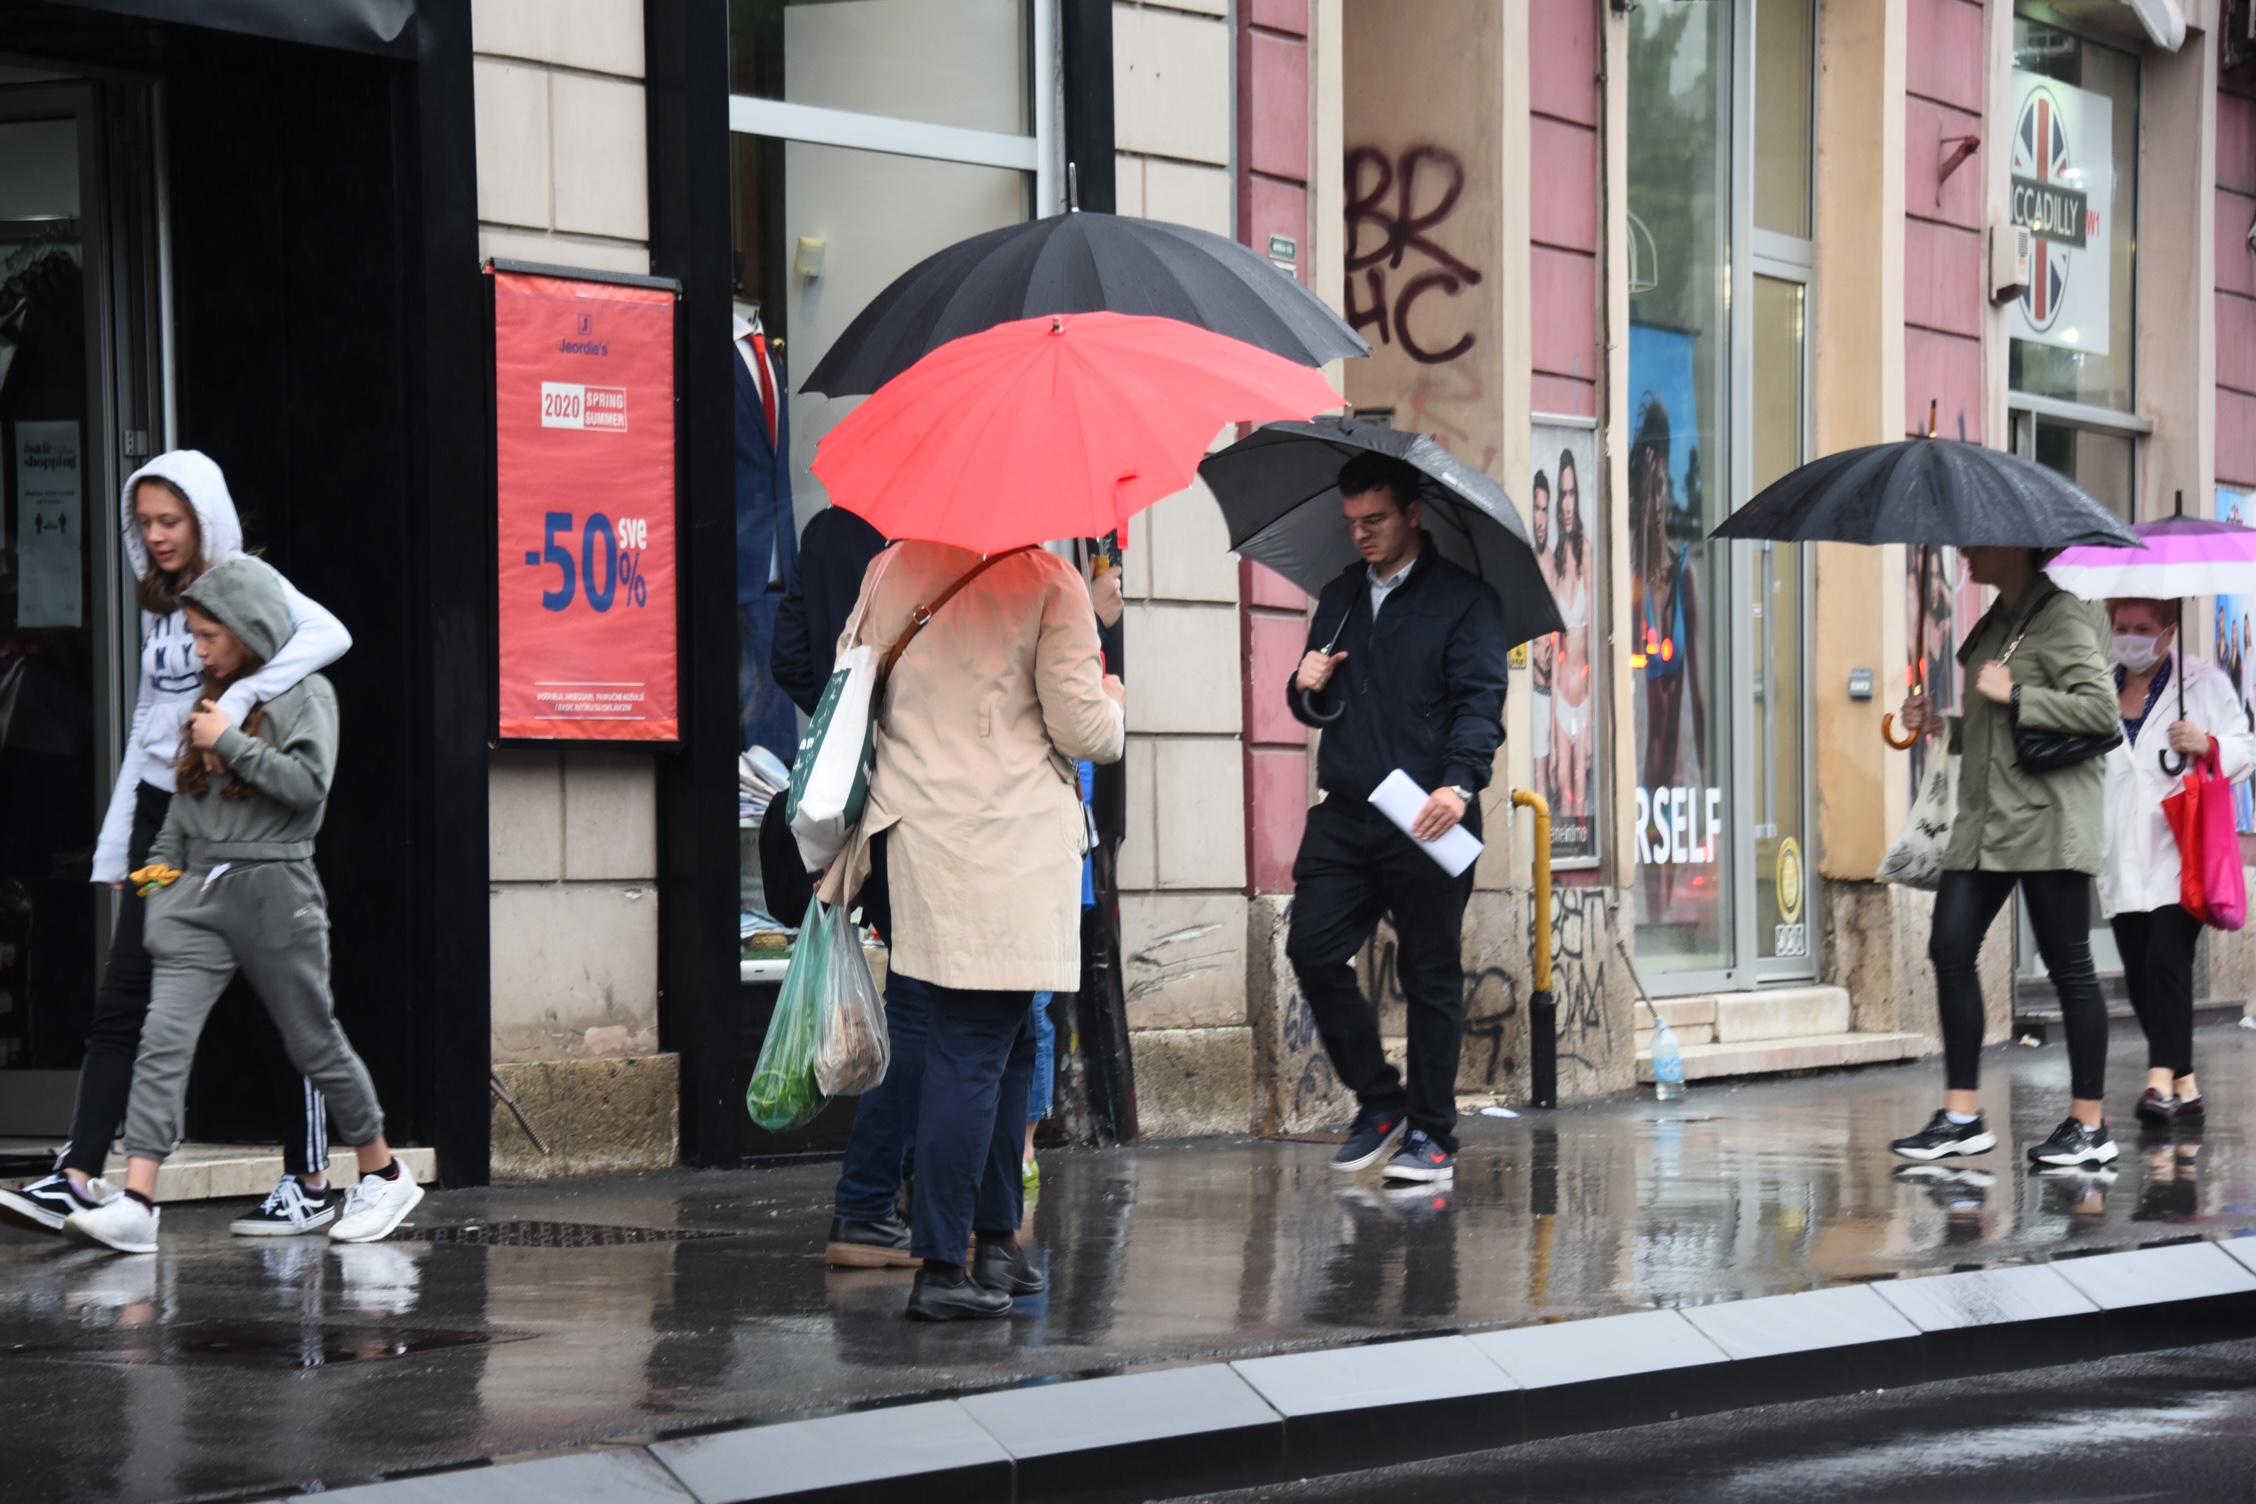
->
[785,643,879,872]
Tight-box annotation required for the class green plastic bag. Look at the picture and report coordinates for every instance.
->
[746,903,835,1132]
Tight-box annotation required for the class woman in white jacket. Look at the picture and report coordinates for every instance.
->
[0,451,352,1240]
[2100,597,2254,1127]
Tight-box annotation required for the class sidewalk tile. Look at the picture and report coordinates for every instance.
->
[959,1364,1279,1458]
[2223,1236,2256,1277]
[2048,1241,2256,1310]
[649,1401,1008,1503]
[321,1448,688,1502]
[1680,1284,1920,1360]
[1232,1335,1517,1416]
[1873,1265,2099,1332]
[1470,1309,1730,1388]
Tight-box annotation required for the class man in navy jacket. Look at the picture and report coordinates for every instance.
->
[1285,452,1509,1187]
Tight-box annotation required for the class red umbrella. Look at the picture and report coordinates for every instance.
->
[811,311,1343,554]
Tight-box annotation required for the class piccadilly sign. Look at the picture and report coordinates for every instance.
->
[2008,72,2113,354]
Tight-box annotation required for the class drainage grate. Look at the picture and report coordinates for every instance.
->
[397,1219,745,1247]
[4,1321,498,1370]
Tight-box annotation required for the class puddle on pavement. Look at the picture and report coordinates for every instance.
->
[4,1320,502,1369]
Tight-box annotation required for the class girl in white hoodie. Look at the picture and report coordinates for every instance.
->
[2099,597,2256,1128]
[0,451,352,1240]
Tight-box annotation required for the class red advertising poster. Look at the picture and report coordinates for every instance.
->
[493,270,679,741]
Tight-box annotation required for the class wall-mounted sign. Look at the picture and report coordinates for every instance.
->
[492,268,680,742]
[13,419,81,629]
[2008,70,2113,355]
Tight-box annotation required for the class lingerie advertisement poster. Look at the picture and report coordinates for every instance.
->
[1530,417,1600,866]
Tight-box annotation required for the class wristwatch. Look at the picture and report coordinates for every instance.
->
[1448,784,1475,803]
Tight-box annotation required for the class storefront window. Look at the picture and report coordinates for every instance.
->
[1753,0,1814,238]
[729,4,1046,978]
[730,0,1030,137]
[1628,0,1734,973]
[2008,15,2138,412]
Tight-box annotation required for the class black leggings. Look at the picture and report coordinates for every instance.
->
[2110,904,2202,1079]
[1930,869,2107,1101]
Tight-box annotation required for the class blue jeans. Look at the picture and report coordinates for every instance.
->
[906,974,1034,1263]
[1027,992,1056,1126]
[831,968,931,1222]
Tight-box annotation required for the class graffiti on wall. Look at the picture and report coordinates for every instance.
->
[1350,932,1522,1089]
[1548,886,1612,1072]
[1345,145,1483,366]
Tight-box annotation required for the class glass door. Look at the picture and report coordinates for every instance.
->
[0,83,105,1136]
[2011,407,2127,980]
[1744,274,1814,975]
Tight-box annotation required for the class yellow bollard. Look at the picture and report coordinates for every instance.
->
[1510,789,1556,1107]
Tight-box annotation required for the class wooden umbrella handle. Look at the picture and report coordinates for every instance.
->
[1881,713,1921,750]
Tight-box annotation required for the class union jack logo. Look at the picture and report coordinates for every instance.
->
[2012,87,2074,331]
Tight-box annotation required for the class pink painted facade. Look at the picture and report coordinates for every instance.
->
[1238,0,1314,895]
[1529,0,1601,421]
[2221,77,2256,489]
[1903,0,1986,441]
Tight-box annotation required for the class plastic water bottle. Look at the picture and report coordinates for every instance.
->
[1651,1015,1687,1102]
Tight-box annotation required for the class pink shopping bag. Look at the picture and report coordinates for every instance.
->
[2164,749,2246,932]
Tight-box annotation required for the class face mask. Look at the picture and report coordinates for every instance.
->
[2112,634,2163,673]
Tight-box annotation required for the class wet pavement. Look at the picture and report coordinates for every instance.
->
[4,1021,2255,1504]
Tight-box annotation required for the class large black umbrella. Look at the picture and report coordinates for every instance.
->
[801,211,1368,397]
[1709,431,2140,551]
[1710,418,2139,747]
[1199,417,1564,649]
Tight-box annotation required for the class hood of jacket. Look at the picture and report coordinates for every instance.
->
[180,556,294,663]
[120,449,244,582]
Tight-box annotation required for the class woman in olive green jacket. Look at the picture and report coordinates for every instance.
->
[1891,547,2120,1170]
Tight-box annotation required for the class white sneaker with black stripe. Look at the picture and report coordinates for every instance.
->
[0,1173,117,1235]
[230,1176,342,1237]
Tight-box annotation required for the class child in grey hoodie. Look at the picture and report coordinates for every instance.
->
[62,557,421,1254]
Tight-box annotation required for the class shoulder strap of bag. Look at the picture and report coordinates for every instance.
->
[879,544,1039,683]
[840,543,902,649]
[1997,582,2063,667]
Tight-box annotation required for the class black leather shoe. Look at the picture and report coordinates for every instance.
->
[905,1270,1012,1321]
[826,1214,917,1269]
[973,1243,1047,1296]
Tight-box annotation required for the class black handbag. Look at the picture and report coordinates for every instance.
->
[1999,585,2121,773]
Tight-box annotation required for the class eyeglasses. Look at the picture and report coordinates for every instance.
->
[1346,514,1396,536]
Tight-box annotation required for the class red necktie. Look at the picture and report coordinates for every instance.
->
[751,332,779,448]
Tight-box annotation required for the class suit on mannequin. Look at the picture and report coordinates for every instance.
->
[736,313,799,758]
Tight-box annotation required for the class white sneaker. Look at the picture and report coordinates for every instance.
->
[61,1194,160,1255]
[328,1165,423,1244]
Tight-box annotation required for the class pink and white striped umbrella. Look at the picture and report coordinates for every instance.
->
[2049,515,2256,600]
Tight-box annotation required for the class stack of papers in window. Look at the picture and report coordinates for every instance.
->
[739,746,791,826]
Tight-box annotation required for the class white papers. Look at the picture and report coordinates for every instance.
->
[1368,769,1484,877]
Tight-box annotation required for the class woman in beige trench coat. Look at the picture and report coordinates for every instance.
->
[822,540,1124,1321]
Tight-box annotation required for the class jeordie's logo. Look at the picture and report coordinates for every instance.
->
[2010,84,2099,334]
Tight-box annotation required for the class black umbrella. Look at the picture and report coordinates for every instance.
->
[1709,410,2139,748]
[1199,417,1564,650]
[801,211,1368,397]
[1709,429,2140,551]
